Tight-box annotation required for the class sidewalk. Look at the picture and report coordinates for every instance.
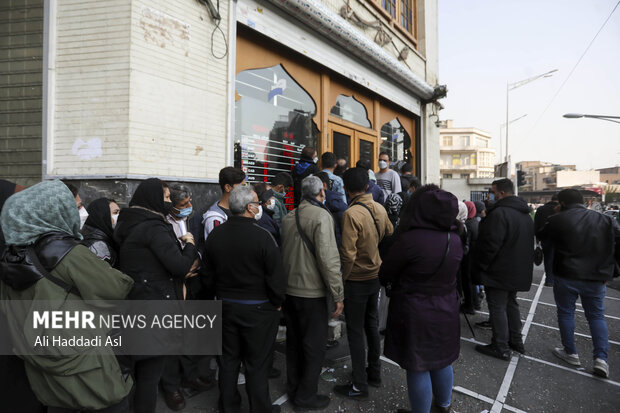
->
[156,265,620,412]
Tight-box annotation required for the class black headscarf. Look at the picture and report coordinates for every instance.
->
[84,197,115,240]
[129,178,167,215]
[0,179,16,211]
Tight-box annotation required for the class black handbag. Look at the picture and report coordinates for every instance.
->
[534,244,544,266]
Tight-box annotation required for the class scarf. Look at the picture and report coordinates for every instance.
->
[0,180,82,246]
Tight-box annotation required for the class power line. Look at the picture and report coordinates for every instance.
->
[527,0,620,135]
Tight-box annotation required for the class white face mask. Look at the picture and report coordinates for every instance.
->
[266,198,276,210]
[79,207,89,229]
[111,213,119,229]
[254,204,263,221]
[378,160,388,170]
[313,156,319,164]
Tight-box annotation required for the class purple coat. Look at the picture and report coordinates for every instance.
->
[379,188,463,372]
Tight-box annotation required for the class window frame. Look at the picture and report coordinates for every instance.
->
[368,0,418,47]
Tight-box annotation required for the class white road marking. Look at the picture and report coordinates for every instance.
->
[490,274,546,413]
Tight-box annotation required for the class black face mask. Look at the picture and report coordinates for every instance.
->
[163,201,173,215]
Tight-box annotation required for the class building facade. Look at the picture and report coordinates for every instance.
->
[516,161,578,191]
[438,119,495,179]
[598,166,620,185]
[1,0,444,211]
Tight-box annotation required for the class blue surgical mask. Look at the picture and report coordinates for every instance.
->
[175,206,193,218]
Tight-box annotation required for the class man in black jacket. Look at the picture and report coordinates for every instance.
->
[203,185,286,413]
[534,194,558,286]
[474,178,534,360]
[538,189,620,378]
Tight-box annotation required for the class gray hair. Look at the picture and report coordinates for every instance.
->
[170,183,191,206]
[229,185,255,215]
[302,176,323,198]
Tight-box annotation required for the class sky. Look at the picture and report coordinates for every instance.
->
[438,0,620,170]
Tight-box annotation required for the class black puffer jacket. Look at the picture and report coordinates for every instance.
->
[473,196,534,291]
[115,207,197,300]
[81,225,117,267]
[539,204,620,281]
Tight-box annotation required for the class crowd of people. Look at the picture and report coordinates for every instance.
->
[0,147,618,413]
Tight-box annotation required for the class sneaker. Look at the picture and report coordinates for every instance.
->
[333,384,368,399]
[475,320,492,330]
[593,358,609,378]
[475,344,511,361]
[293,394,331,410]
[552,347,581,366]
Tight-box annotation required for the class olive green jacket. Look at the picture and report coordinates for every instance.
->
[0,245,134,410]
[281,200,344,302]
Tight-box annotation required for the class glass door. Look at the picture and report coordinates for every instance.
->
[356,131,376,171]
[328,123,353,168]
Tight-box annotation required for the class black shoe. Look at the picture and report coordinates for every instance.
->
[163,389,186,411]
[366,368,381,388]
[432,404,452,413]
[333,384,368,399]
[509,342,526,354]
[269,367,281,379]
[293,394,331,410]
[475,344,511,361]
[460,304,475,315]
[475,320,492,330]
[272,405,281,413]
[379,328,387,336]
[544,282,553,287]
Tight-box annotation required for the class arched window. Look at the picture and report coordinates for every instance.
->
[330,95,371,128]
[380,118,412,168]
[234,64,318,191]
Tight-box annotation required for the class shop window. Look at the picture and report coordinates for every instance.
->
[330,95,371,128]
[234,64,318,208]
[380,118,412,169]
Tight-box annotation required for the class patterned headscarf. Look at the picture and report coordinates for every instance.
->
[0,180,82,246]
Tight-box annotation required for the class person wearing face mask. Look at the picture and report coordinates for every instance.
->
[114,178,198,413]
[375,152,402,199]
[161,183,215,410]
[203,185,286,413]
[291,146,320,208]
[271,172,294,224]
[253,183,281,246]
[63,182,90,229]
[80,197,121,267]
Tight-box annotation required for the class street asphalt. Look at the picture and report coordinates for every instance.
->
[155,265,620,413]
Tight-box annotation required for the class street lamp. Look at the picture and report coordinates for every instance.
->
[505,69,557,194]
[563,113,620,124]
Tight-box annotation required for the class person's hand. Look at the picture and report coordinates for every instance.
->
[185,258,201,279]
[180,233,195,245]
[276,307,282,311]
[332,301,344,319]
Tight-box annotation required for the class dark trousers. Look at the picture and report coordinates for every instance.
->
[460,255,476,309]
[344,278,381,392]
[284,295,328,404]
[161,355,201,393]
[485,287,523,353]
[541,240,555,285]
[132,356,166,413]
[218,301,280,413]
[47,398,129,413]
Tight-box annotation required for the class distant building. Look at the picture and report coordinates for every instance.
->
[516,161,577,191]
[439,120,495,179]
[597,166,620,185]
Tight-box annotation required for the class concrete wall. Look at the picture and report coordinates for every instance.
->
[0,0,44,186]
[440,177,493,201]
[49,0,230,180]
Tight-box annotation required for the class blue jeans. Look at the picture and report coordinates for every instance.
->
[406,366,453,413]
[553,277,609,360]
[541,240,554,285]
